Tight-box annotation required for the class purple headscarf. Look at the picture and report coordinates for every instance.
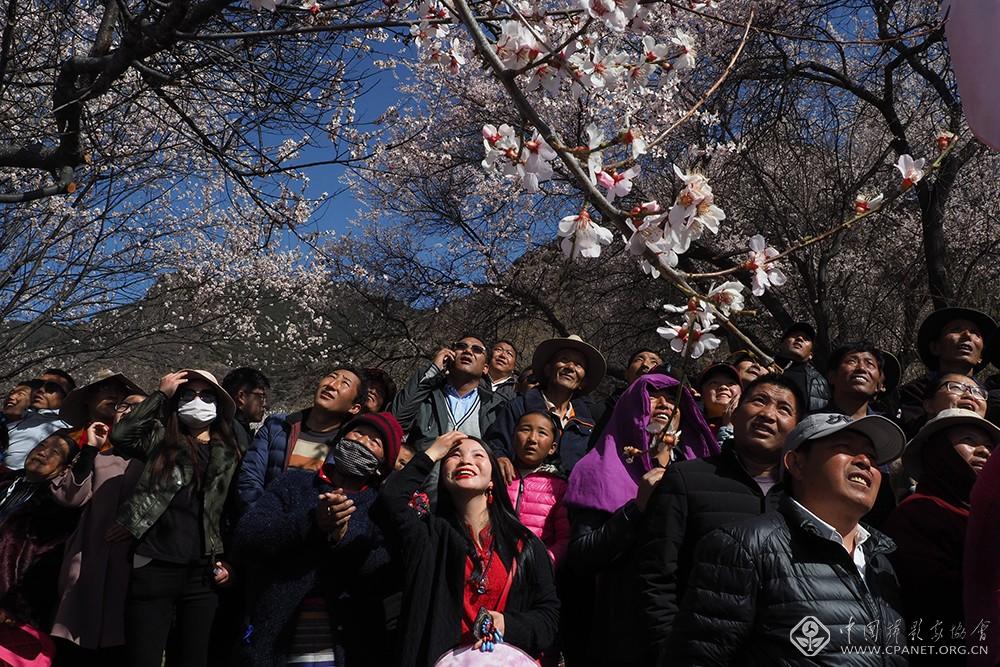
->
[564,373,719,513]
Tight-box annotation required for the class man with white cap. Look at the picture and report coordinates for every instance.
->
[666,412,908,664]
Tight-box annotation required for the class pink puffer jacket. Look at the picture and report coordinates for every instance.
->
[506,467,571,567]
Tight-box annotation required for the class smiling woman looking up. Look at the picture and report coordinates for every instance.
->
[376,431,559,667]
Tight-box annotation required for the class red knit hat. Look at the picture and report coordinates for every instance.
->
[339,411,404,476]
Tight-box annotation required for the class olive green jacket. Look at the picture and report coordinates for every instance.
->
[112,391,241,557]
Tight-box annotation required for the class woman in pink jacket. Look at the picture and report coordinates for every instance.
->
[505,412,571,568]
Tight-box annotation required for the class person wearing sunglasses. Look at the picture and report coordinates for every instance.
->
[391,334,507,465]
[2,369,75,471]
[104,369,240,667]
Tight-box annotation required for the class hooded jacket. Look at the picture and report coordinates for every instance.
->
[884,438,975,665]
[562,374,719,666]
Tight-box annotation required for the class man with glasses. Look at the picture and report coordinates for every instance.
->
[2,368,75,471]
[391,335,506,452]
[898,307,997,437]
[222,367,272,453]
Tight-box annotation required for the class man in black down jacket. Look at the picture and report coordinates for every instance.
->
[777,321,830,413]
[667,412,909,665]
[638,374,804,661]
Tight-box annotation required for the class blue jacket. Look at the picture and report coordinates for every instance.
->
[485,388,595,472]
[234,469,398,667]
[237,410,308,510]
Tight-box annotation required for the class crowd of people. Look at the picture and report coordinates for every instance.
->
[2,305,1000,666]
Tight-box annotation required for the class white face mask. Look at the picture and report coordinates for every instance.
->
[178,397,217,428]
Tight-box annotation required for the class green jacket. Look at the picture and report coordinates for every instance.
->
[112,391,241,557]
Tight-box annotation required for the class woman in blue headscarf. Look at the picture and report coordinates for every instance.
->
[559,373,718,667]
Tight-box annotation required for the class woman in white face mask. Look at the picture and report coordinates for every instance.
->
[106,369,240,667]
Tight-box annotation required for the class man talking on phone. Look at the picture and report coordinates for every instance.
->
[390,334,507,453]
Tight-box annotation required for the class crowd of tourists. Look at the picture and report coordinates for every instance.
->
[3,306,1000,666]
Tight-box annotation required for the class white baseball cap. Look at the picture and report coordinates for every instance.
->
[782,413,906,466]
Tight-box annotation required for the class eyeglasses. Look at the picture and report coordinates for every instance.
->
[938,381,988,402]
[452,341,486,355]
[178,389,218,404]
[115,400,143,413]
[35,381,66,396]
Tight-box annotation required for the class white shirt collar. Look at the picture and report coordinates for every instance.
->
[790,498,871,579]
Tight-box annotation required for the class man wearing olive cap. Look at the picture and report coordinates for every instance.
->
[667,413,908,664]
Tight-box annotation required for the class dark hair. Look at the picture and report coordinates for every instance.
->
[454,333,487,348]
[738,374,806,419]
[44,427,80,461]
[922,373,985,401]
[149,383,237,490]
[827,341,884,376]
[491,339,519,359]
[436,437,540,592]
[626,348,661,366]
[728,350,760,366]
[14,379,42,391]
[221,367,271,398]
[363,368,398,409]
[323,365,370,408]
[514,410,563,464]
[43,368,76,392]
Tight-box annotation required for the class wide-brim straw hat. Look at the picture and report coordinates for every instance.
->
[59,372,147,427]
[902,408,1000,481]
[916,307,997,371]
[180,369,237,423]
[530,335,607,395]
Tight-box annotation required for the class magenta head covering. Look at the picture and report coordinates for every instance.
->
[564,373,719,513]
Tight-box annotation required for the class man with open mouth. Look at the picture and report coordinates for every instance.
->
[667,412,908,664]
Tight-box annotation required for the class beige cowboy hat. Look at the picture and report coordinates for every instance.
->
[59,371,147,427]
[530,335,607,395]
[902,408,1000,481]
[179,369,237,423]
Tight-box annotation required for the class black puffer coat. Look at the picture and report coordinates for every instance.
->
[781,359,830,413]
[665,496,907,666]
[638,445,783,659]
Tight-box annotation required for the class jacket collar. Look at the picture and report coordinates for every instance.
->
[780,495,895,556]
[719,443,784,499]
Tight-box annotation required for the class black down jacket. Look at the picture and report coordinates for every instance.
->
[780,359,831,413]
[638,445,783,659]
[665,496,907,666]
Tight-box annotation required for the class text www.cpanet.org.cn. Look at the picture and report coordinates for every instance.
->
[790,615,991,658]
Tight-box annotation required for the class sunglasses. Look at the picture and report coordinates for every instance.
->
[35,381,67,396]
[178,389,218,404]
[452,341,486,355]
[115,400,144,413]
